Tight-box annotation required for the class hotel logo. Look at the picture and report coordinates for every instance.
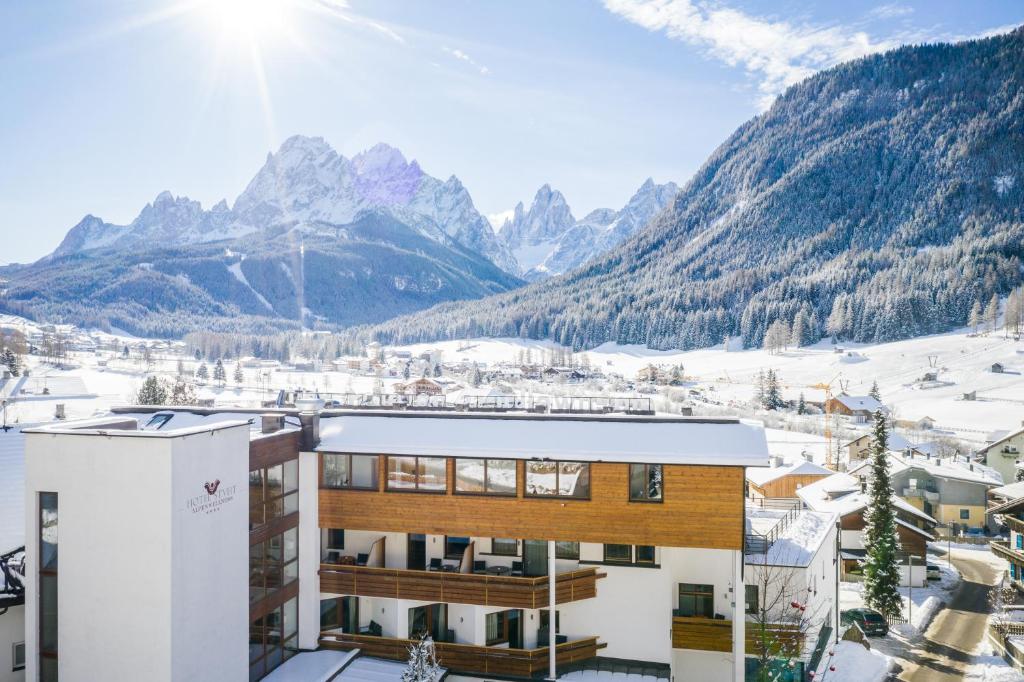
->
[204,479,221,495]
[187,479,237,515]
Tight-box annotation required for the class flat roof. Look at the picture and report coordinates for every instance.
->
[23,415,253,439]
[317,412,769,466]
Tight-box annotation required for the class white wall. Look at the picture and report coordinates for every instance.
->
[24,423,249,682]
[0,604,24,682]
[298,450,320,650]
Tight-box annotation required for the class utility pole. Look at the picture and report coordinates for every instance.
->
[908,554,913,625]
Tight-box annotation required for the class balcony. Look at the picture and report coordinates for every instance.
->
[671,616,802,654]
[319,563,601,608]
[901,487,939,503]
[992,540,1024,565]
[1004,517,1024,536]
[319,632,604,676]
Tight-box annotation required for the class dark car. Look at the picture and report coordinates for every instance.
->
[841,608,889,636]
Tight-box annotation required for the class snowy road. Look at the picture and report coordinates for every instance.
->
[896,547,1006,681]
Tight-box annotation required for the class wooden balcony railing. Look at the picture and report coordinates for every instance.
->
[318,564,601,608]
[671,616,802,655]
[991,539,1024,565]
[319,632,604,676]
[1004,517,1024,536]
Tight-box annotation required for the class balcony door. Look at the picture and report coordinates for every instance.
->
[409,603,448,642]
[523,540,548,577]
[407,533,426,571]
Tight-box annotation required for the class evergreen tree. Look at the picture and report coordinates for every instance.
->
[790,311,808,348]
[401,635,442,682]
[754,369,766,408]
[233,363,244,385]
[170,377,196,405]
[433,363,442,378]
[123,344,130,359]
[986,294,1000,333]
[470,363,481,387]
[136,376,168,406]
[764,369,782,410]
[969,300,983,334]
[797,392,807,415]
[861,410,903,619]
[868,381,881,402]
[193,348,202,362]
[196,363,209,382]
[176,359,186,376]
[2,349,20,377]
[403,363,411,380]
[213,359,226,385]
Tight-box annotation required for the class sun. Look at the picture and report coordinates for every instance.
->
[197,0,296,47]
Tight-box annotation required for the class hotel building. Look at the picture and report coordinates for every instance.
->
[19,406,840,681]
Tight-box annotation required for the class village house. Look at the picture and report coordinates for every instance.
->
[979,424,1024,489]
[393,377,444,397]
[745,460,833,499]
[824,394,887,423]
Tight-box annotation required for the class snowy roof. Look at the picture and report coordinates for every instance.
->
[317,412,769,466]
[990,480,1024,502]
[746,460,833,486]
[25,414,254,440]
[336,655,445,681]
[746,510,837,567]
[110,410,301,440]
[832,394,886,413]
[850,451,1004,486]
[261,650,356,682]
[796,473,936,524]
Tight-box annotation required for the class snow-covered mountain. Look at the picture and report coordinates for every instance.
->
[496,179,679,280]
[50,136,517,272]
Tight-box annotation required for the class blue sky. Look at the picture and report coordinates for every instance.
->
[1,0,1020,264]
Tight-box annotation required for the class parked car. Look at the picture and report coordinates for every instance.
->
[841,608,888,636]
[926,564,941,581]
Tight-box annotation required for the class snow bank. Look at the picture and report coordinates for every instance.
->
[911,595,943,630]
[964,654,1024,681]
[817,640,891,682]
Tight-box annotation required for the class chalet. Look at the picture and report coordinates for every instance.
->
[745,460,833,499]
[989,495,1024,589]
[849,451,1001,532]
[394,377,444,397]
[798,473,935,586]
[992,362,1006,374]
[824,394,887,422]
[636,365,669,385]
[979,425,1024,488]
[843,431,916,466]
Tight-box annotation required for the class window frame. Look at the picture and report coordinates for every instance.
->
[603,543,632,563]
[491,538,518,556]
[445,536,471,560]
[250,458,299,530]
[555,541,580,560]
[629,463,664,503]
[321,453,380,491]
[745,585,759,615]
[386,456,449,493]
[12,641,24,672]
[678,583,715,618]
[485,610,512,646]
[960,508,970,520]
[38,491,58,678]
[454,457,518,496]
[525,460,591,499]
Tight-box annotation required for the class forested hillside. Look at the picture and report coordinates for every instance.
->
[355,28,1024,351]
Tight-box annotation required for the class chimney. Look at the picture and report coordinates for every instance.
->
[299,410,320,451]
[55,404,65,420]
[261,413,285,434]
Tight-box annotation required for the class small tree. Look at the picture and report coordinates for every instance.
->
[176,359,186,377]
[403,362,411,380]
[762,369,782,411]
[136,376,168,406]
[193,348,202,362]
[2,348,20,377]
[433,363,442,378]
[196,363,209,383]
[986,294,1000,333]
[401,635,442,682]
[213,359,226,386]
[969,300,983,334]
[470,363,481,388]
[868,380,881,402]
[170,376,197,405]
[233,363,244,385]
[861,410,903,619]
[796,392,807,415]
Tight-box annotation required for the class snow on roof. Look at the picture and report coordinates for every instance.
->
[833,394,886,413]
[990,480,1024,502]
[25,413,255,440]
[747,510,838,567]
[114,410,301,440]
[896,517,935,541]
[746,459,833,486]
[796,473,936,524]
[317,412,769,466]
[336,655,445,681]
[882,451,1003,486]
[261,650,356,682]
[561,670,664,682]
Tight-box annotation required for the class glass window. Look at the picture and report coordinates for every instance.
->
[636,545,656,564]
[39,574,58,652]
[282,460,298,494]
[322,454,379,489]
[629,464,663,502]
[40,492,58,570]
[486,611,510,645]
[283,599,298,640]
[13,641,25,671]
[446,536,470,560]
[39,491,58,677]
[555,541,580,560]
[266,464,283,497]
[492,538,518,556]
[960,509,970,520]
[387,456,447,492]
[678,583,714,618]
[745,585,759,614]
[604,544,632,563]
[455,458,517,495]
[526,461,590,498]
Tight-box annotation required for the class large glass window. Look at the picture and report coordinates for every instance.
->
[445,536,471,560]
[525,461,590,498]
[322,454,379,490]
[555,541,580,560]
[250,458,298,530]
[387,456,447,492]
[678,583,714,618]
[604,544,632,563]
[629,464,663,502]
[250,596,299,680]
[39,492,57,681]
[745,585,759,614]
[251,528,298,604]
[491,538,518,556]
[455,458,516,495]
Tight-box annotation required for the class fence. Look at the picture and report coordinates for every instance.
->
[745,499,802,555]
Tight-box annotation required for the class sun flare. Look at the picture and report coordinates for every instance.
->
[198,0,295,47]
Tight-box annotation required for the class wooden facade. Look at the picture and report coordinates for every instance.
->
[319,632,604,676]
[749,474,830,499]
[319,564,601,608]
[671,616,802,655]
[249,430,302,471]
[840,511,928,557]
[318,457,745,550]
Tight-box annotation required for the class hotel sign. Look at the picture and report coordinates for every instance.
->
[186,479,238,515]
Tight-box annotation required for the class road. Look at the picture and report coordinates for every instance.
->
[897,548,1002,681]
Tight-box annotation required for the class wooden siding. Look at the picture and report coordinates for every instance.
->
[671,616,801,654]
[319,459,745,550]
[319,564,600,608]
[249,430,301,471]
[750,474,831,499]
[319,632,603,676]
